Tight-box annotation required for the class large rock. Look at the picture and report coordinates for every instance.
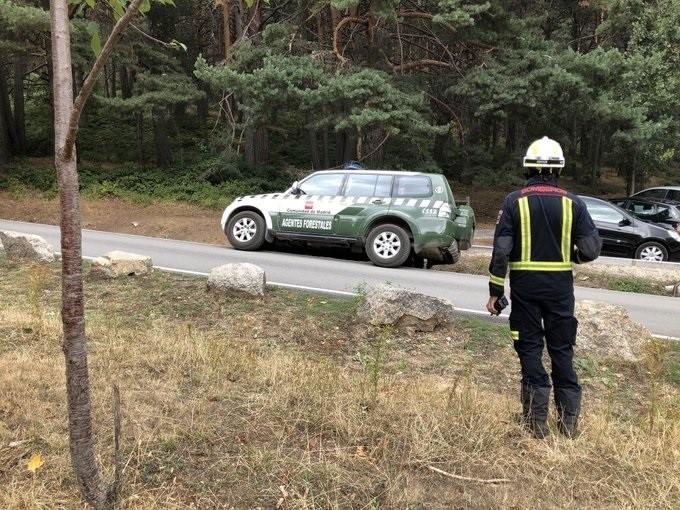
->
[0,230,55,263]
[575,300,652,361]
[357,284,455,332]
[207,263,266,296]
[89,250,153,278]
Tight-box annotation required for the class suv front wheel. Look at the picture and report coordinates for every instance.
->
[366,224,412,268]
[226,211,266,250]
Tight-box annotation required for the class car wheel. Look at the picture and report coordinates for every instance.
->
[447,240,461,264]
[226,211,266,251]
[634,241,668,262]
[366,224,411,268]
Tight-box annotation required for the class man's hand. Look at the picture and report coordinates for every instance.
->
[486,296,499,315]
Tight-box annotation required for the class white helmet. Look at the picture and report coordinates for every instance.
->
[523,136,565,170]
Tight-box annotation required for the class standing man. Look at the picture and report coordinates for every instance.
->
[486,136,602,439]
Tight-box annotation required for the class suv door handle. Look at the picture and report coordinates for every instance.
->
[371,199,384,205]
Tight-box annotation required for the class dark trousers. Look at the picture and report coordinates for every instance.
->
[509,290,580,394]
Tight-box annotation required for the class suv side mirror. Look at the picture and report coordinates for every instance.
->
[618,217,632,227]
[291,181,301,195]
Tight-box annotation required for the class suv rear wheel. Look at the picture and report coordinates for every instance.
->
[366,224,411,268]
[227,211,266,250]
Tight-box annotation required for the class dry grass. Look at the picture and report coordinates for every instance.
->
[0,258,678,509]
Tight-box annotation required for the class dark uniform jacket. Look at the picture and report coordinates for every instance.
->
[489,177,602,300]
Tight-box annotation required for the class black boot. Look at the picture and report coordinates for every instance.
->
[554,387,581,439]
[521,384,550,439]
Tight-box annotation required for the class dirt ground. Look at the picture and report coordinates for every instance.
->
[0,192,227,244]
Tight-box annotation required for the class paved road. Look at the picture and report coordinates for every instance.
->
[1,219,678,337]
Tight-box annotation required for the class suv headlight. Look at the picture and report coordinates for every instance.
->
[668,229,680,242]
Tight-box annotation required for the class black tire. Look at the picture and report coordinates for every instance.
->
[365,224,412,268]
[634,241,668,262]
[447,240,461,264]
[226,211,266,251]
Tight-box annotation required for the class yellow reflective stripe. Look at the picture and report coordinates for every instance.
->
[510,330,519,341]
[509,261,573,271]
[518,197,531,262]
[561,197,573,263]
[489,273,505,286]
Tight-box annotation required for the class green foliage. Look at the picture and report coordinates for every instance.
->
[611,278,659,295]
[2,0,679,186]
[1,160,294,209]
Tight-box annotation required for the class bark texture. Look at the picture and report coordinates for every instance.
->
[49,0,142,507]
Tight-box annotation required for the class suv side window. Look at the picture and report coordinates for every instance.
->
[299,173,345,196]
[344,174,394,197]
[345,174,378,196]
[395,175,432,198]
[637,188,667,199]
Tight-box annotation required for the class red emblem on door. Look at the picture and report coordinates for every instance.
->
[305,201,314,210]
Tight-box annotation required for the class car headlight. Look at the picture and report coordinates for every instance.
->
[668,229,680,242]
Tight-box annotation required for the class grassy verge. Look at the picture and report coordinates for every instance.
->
[0,258,678,508]
[436,252,679,296]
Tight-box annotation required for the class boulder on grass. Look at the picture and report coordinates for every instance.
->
[0,230,55,263]
[90,250,152,278]
[207,263,266,296]
[358,284,455,332]
[575,300,652,361]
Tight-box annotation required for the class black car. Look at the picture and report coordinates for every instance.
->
[631,186,680,202]
[580,196,680,262]
[609,196,680,232]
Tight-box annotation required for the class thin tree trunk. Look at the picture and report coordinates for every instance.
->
[152,107,172,167]
[136,111,145,167]
[110,60,116,98]
[219,0,232,58]
[14,59,27,153]
[50,0,107,508]
[50,0,142,506]
[244,126,268,167]
[119,66,131,99]
[0,64,18,153]
[0,91,9,165]
[335,129,345,165]
[568,116,578,181]
[344,128,357,162]
[590,124,601,185]
[308,126,321,169]
[322,128,330,168]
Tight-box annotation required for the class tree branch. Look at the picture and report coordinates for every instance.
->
[60,0,143,161]
[130,23,171,48]
[427,465,513,484]
[397,10,457,33]
[389,58,454,73]
[333,16,367,64]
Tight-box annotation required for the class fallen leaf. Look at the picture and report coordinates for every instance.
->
[26,453,44,473]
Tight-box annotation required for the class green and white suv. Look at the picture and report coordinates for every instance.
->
[220,170,475,268]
